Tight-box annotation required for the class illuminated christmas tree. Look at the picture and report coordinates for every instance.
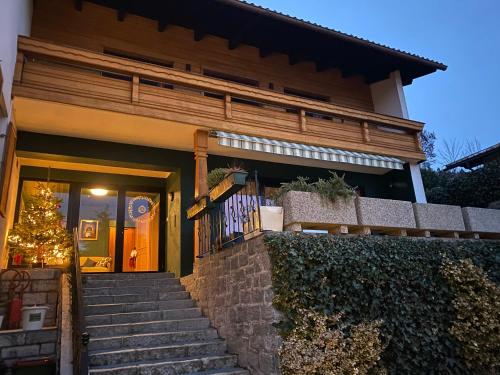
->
[8,183,73,265]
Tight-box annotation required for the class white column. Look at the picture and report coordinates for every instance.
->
[370,71,427,203]
[409,163,427,203]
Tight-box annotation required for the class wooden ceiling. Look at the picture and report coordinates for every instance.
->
[80,0,447,85]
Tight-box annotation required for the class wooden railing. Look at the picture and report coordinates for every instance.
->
[13,36,425,161]
[70,228,89,375]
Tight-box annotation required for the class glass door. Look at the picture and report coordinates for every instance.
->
[122,192,160,272]
[78,188,118,272]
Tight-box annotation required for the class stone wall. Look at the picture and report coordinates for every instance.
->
[0,327,57,367]
[0,268,61,327]
[181,235,281,375]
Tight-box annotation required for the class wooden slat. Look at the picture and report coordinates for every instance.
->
[17,37,424,131]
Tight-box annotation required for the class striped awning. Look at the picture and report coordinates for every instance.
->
[212,131,405,170]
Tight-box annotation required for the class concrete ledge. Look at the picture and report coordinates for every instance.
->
[282,191,357,229]
[356,197,416,229]
[462,207,500,233]
[413,203,465,231]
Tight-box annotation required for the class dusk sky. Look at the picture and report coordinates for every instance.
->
[251,0,500,163]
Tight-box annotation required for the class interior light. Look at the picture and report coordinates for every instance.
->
[90,188,108,196]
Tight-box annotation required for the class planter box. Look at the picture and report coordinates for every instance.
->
[186,196,212,220]
[413,203,465,232]
[282,191,357,229]
[461,207,500,233]
[209,171,248,203]
[356,197,416,229]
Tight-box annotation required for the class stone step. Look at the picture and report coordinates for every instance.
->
[187,369,250,375]
[83,284,184,296]
[84,291,190,305]
[88,329,219,351]
[84,277,180,288]
[89,340,227,366]
[88,354,240,374]
[86,308,202,326]
[87,318,211,338]
[83,272,176,281]
[85,299,196,315]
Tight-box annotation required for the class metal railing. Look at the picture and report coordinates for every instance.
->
[198,171,262,258]
[70,228,89,375]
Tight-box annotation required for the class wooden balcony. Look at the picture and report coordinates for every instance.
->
[13,37,425,161]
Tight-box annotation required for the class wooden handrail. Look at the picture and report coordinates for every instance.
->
[17,36,424,132]
[71,227,89,375]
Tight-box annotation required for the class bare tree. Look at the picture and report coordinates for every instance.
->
[439,138,464,166]
[438,138,482,168]
[463,138,482,156]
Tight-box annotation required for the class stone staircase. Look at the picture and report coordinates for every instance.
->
[82,272,248,374]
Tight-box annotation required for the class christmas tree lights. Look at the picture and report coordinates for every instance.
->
[8,183,73,266]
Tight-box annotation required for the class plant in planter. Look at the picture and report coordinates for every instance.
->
[273,172,355,204]
[8,183,73,267]
[208,166,248,203]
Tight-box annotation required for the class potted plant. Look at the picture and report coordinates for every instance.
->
[208,167,249,203]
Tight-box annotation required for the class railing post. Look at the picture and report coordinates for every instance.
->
[131,74,139,103]
[224,95,232,119]
[361,121,371,143]
[299,109,307,132]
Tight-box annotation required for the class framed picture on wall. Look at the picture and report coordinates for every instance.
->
[79,219,99,240]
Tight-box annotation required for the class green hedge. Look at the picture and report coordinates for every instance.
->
[265,233,500,374]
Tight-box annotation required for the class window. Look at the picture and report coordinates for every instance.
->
[202,69,261,107]
[284,87,332,120]
[102,50,174,89]
[19,181,70,228]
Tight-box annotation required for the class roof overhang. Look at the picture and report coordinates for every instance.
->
[82,0,447,85]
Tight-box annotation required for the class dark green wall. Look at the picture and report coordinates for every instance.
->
[17,132,195,276]
[208,155,415,201]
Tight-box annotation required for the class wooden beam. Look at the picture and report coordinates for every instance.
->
[288,54,303,66]
[158,19,169,32]
[228,38,240,50]
[74,0,83,11]
[315,61,332,73]
[259,48,273,58]
[194,29,205,42]
[299,109,307,132]
[117,8,127,22]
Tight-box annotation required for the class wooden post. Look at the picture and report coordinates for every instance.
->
[132,74,139,103]
[194,130,209,198]
[299,109,307,132]
[224,95,232,119]
[361,121,371,143]
[193,130,209,261]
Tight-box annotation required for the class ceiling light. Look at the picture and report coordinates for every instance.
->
[90,188,108,196]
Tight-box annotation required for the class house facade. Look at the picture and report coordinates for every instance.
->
[0,0,446,277]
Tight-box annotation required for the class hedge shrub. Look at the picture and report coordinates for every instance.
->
[264,233,500,374]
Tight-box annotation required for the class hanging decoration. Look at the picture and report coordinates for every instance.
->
[128,196,156,223]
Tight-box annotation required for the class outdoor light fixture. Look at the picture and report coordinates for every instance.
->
[89,188,108,196]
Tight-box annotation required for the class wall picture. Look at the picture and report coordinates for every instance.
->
[80,219,99,240]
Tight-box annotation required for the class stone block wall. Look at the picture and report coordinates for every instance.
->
[181,235,281,375]
[0,268,62,327]
[0,327,57,367]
